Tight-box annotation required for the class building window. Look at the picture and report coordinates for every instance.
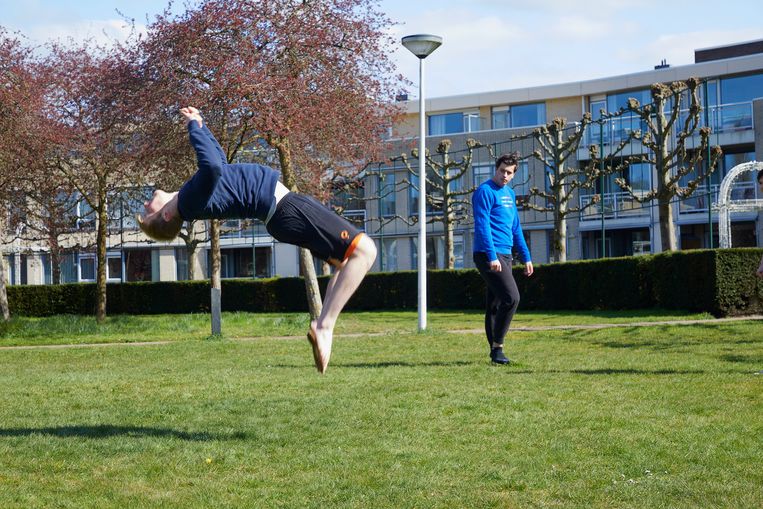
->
[60,253,78,283]
[473,164,493,187]
[125,249,152,281]
[625,163,652,195]
[512,160,531,208]
[79,256,96,282]
[512,103,546,127]
[720,71,763,104]
[454,235,465,269]
[107,255,122,282]
[410,236,439,270]
[379,171,396,217]
[3,255,15,285]
[491,103,546,129]
[380,238,398,271]
[41,253,52,284]
[428,111,481,135]
[176,247,189,280]
[212,247,271,279]
[409,172,435,216]
[109,187,153,231]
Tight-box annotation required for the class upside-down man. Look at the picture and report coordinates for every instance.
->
[138,107,377,374]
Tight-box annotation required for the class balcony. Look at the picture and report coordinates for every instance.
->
[585,101,753,147]
[679,181,759,214]
[580,191,650,221]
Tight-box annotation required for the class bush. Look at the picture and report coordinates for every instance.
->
[7,248,762,317]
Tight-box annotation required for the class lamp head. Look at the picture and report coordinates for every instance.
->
[401,34,442,59]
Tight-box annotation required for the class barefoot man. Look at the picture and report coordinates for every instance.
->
[138,107,376,373]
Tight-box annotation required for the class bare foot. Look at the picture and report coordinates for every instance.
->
[307,321,333,374]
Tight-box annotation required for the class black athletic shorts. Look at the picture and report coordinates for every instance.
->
[266,192,363,263]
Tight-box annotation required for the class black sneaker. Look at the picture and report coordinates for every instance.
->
[490,347,510,365]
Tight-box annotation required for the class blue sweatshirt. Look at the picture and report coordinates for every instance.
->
[177,122,279,221]
[472,179,531,263]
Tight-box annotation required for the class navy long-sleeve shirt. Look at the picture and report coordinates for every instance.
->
[177,122,280,221]
[472,179,531,263]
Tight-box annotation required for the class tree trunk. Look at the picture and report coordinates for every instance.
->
[299,248,323,319]
[0,252,9,321]
[210,219,222,334]
[274,138,323,319]
[48,233,62,284]
[554,186,568,263]
[553,212,567,263]
[96,197,108,323]
[445,213,455,269]
[188,244,198,280]
[658,197,677,252]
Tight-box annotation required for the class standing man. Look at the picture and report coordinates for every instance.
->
[472,152,533,364]
[138,107,377,374]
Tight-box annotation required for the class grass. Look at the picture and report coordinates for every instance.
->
[0,308,716,347]
[0,312,761,507]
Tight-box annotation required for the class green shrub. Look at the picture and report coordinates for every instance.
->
[7,248,762,317]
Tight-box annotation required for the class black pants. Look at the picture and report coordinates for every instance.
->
[473,252,520,349]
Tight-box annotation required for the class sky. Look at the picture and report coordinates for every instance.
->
[3,0,763,98]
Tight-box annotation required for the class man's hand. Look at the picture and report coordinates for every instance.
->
[524,261,534,276]
[489,259,502,272]
[180,106,203,128]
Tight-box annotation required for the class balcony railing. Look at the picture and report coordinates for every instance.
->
[679,101,754,135]
[585,101,753,147]
[580,191,650,220]
[220,219,269,239]
[679,181,758,214]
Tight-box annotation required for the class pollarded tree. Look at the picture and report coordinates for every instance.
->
[138,0,403,318]
[389,138,487,269]
[614,77,722,252]
[527,114,639,262]
[526,116,595,262]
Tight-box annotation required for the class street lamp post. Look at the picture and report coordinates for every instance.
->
[402,34,442,332]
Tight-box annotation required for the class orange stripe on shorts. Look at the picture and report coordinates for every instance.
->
[343,233,364,261]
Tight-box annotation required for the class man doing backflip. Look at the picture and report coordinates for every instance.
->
[472,152,533,365]
[138,107,377,374]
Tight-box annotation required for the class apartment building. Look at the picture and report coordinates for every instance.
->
[371,39,763,270]
[5,40,763,284]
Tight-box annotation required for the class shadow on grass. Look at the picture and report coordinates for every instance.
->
[340,360,475,369]
[719,354,763,364]
[270,360,476,369]
[569,368,705,375]
[0,425,247,441]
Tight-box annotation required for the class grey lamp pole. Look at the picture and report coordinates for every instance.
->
[402,33,442,332]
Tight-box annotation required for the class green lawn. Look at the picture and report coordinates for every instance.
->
[0,312,761,508]
[0,308,715,347]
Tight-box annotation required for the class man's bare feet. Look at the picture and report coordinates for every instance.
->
[307,321,333,374]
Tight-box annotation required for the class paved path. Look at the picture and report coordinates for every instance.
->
[1,315,761,351]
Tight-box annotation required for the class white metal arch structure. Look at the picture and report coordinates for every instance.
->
[715,161,763,248]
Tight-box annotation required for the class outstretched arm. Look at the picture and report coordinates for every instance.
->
[181,107,228,162]
[180,106,227,176]
[181,107,223,193]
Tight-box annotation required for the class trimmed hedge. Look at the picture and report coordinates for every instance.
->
[7,248,763,317]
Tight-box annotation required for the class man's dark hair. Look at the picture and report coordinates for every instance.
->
[496,151,520,170]
[758,169,763,183]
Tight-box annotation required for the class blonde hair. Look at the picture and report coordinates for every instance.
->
[136,212,183,241]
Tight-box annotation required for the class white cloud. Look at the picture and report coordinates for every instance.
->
[617,29,763,68]
[23,19,146,47]
[549,15,614,40]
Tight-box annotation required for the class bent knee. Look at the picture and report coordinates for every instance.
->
[350,234,377,264]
